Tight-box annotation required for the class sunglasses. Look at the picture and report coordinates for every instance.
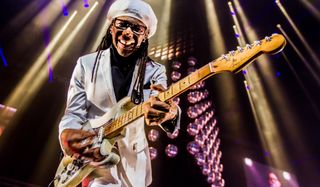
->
[113,18,147,35]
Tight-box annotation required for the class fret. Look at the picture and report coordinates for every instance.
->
[138,104,143,116]
[179,77,190,91]
[132,106,137,119]
[158,92,165,101]
[188,70,199,85]
[108,123,114,133]
[116,118,120,128]
[171,83,180,96]
[121,114,125,125]
[123,112,128,124]
[117,116,123,127]
[198,65,212,80]
[163,87,173,100]
[105,124,111,133]
[128,110,133,121]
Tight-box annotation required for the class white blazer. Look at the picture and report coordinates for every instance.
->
[59,48,173,186]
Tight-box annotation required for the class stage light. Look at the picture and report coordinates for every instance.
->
[58,0,70,16]
[0,48,8,67]
[195,134,205,147]
[62,5,68,16]
[187,56,197,66]
[277,24,320,84]
[171,71,181,81]
[83,0,89,8]
[276,0,320,69]
[187,141,200,155]
[187,67,196,75]
[195,152,206,166]
[165,144,178,158]
[4,10,77,111]
[148,129,160,142]
[149,147,158,160]
[204,0,226,56]
[244,158,253,166]
[298,0,320,21]
[187,122,199,136]
[207,172,216,184]
[202,163,211,175]
[283,171,291,180]
[231,0,294,170]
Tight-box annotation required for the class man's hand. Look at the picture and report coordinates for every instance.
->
[60,129,104,162]
[143,84,178,126]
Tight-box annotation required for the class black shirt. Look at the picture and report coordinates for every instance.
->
[110,45,139,101]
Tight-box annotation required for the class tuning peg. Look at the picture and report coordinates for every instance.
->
[254,40,262,46]
[222,54,229,61]
[229,50,236,56]
[237,46,244,52]
[246,44,252,49]
[265,36,271,42]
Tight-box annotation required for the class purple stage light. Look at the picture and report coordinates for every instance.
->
[147,129,159,142]
[187,67,196,74]
[83,0,89,8]
[187,56,197,66]
[171,71,181,81]
[171,61,182,69]
[0,48,8,67]
[244,157,253,166]
[165,144,178,158]
[195,134,205,147]
[207,172,216,183]
[187,141,200,155]
[187,122,199,136]
[195,152,206,165]
[202,163,211,175]
[60,1,68,17]
[149,147,157,160]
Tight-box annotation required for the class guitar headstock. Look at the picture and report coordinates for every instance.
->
[211,33,286,74]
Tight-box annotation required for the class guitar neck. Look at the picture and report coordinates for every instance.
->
[158,63,216,101]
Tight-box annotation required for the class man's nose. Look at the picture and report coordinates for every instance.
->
[122,27,134,39]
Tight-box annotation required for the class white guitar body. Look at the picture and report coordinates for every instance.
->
[54,97,134,187]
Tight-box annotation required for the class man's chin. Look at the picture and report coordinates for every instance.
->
[117,50,134,57]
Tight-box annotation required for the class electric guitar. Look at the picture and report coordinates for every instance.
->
[54,33,286,187]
